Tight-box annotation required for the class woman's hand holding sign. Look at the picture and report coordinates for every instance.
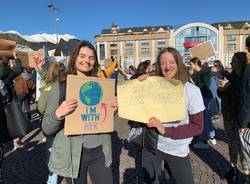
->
[147,117,165,135]
[55,99,78,119]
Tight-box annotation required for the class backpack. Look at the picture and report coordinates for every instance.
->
[0,80,9,105]
[38,82,66,115]
[37,84,52,114]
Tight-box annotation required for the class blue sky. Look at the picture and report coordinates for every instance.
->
[1,0,250,42]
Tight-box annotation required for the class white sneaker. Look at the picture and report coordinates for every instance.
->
[193,142,209,149]
[208,138,217,145]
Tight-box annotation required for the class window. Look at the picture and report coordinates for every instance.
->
[157,39,166,45]
[227,35,236,41]
[126,48,133,56]
[125,41,134,47]
[110,43,117,47]
[140,40,149,46]
[110,49,118,56]
[99,44,105,61]
[157,47,164,52]
[141,48,149,55]
[227,44,236,50]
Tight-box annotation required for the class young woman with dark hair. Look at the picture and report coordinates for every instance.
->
[190,57,216,148]
[218,52,249,182]
[42,40,115,184]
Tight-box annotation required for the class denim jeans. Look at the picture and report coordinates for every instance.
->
[202,97,215,141]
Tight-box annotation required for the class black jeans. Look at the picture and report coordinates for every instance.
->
[0,144,3,183]
[142,148,194,184]
[66,146,113,184]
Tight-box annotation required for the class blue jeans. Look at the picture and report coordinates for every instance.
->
[202,97,215,141]
[47,172,58,184]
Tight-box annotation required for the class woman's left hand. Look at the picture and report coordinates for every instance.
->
[147,117,165,135]
[111,96,118,111]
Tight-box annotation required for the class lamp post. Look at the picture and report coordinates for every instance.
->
[48,4,60,45]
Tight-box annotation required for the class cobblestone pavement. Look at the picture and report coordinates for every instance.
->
[1,114,247,184]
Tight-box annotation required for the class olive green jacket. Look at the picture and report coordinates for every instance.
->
[41,82,112,178]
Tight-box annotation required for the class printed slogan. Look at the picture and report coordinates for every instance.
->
[64,75,115,135]
[117,76,185,123]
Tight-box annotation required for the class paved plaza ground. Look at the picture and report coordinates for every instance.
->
[1,114,247,184]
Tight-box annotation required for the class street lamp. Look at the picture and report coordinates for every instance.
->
[48,4,60,45]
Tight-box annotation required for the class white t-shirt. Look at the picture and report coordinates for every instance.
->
[157,82,205,157]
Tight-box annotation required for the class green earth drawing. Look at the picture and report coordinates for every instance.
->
[79,81,103,106]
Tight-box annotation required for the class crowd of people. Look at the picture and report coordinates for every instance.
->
[0,36,250,184]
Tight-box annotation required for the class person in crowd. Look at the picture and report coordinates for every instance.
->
[210,60,224,118]
[13,66,36,149]
[14,66,36,118]
[0,54,23,181]
[139,47,204,184]
[98,56,118,78]
[0,56,23,101]
[218,52,248,182]
[130,60,151,80]
[190,57,216,148]
[0,79,10,184]
[42,40,116,184]
[38,61,66,184]
[0,56,24,150]
[126,65,136,79]
[211,60,229,116]
[238,35,250,183]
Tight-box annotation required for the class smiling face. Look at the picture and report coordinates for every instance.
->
[75,46,96,74]
[159,52,178,80]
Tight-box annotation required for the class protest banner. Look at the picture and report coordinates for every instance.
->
[17,49,44,67]
[65,75,115,135]
[189,41,215,60]
[117,76,185,123]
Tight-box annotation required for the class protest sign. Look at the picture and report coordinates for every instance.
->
[0,39,16,58]
[65,75,115,135]
[17,49,44,67]
[118,76,185,123]
[54,38,65,56]
[0,49,15,58]
[0,39,16,50]
[189,41,215,60]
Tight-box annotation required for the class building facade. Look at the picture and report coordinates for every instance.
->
[95,21,250,69]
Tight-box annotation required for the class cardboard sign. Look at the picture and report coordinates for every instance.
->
[189,41,215,60]
[0,49,15,58]
[65,75,115,135]
[118,76,185,123]
[54,38,65,56]
[0,39,16,50]
[0,39,16,58]
[17,49,44,67]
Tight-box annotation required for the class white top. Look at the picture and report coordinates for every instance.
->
[157,82,205,157]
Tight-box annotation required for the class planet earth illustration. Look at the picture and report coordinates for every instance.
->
[79,81,103,106]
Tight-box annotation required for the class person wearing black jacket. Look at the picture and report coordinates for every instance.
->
[238,35,250,183]
[0,55,23,182]
[190,57,216,149]
[218,52,248,181]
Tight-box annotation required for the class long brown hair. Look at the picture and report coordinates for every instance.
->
[67,40,99,76]
[232,52,248,77]
[46,62,66,84]
[155,47,189,84]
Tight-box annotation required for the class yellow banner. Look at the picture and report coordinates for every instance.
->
[118,76,185,123]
